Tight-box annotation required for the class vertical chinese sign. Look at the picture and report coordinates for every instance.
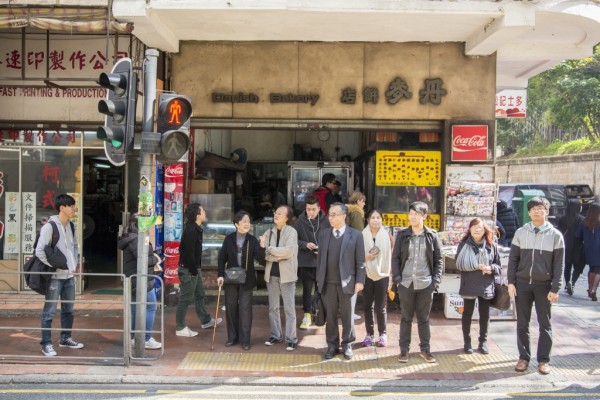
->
[4,192,20,256]
[163,164,185,284]
[21,193,36,254]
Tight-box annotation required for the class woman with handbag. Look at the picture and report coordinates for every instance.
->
[260,205,299,351]
[455,218,501,355]
[117,213,162,350]
[217,211,265,350]
[361,209,393,348]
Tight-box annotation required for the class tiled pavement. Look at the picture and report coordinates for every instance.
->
[0,282,598,384]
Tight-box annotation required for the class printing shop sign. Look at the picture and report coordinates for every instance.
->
[451,125,489,162]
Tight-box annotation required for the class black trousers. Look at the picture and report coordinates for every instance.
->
[224,284,253,346]
[515,282,553,363]
[298,267,316,313]
[397,282,435,352]
[363,276,389,336]
[461,297,491,344]
[322,283,355,350]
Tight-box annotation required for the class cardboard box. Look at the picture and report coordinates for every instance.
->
[444,293,480,320]
[190,179,214,194]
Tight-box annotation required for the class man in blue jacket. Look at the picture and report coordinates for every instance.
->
[508,196,565,375]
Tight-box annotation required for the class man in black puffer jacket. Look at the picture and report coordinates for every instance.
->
[294,195,330,329]
[497,200,519,247]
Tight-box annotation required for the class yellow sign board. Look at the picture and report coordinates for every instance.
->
[382,213,441,231]
[376,150,441,186]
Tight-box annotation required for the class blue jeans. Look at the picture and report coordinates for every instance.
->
[40,277,75,346]
[131,288,158,341]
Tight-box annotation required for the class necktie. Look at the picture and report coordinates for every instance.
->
[335,229,341,238]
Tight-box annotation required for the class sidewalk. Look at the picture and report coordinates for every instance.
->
[0,283,598,386]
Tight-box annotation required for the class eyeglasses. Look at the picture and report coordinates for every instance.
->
[328,213,345,218]
[529,207,547,213]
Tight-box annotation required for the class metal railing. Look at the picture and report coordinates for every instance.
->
[0,270,164,366]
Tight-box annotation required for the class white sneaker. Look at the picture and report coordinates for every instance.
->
[200,317,223,329]
[41,343,57,357]
[176,326,198,337]
[353,313,361,321]
[145,337,162,350]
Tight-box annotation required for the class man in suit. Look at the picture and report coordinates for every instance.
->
[316,202,366,360]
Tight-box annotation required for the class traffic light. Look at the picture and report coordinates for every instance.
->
[156,93,192,163]
[97,58,137,166]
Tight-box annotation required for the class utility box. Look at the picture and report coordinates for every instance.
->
[512,189,546,227]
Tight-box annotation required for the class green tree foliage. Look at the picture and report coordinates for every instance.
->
[498,45,600,155]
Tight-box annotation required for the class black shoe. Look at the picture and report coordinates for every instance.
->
[398,351,409,363]
[225,340,239,347]
[566,282,573,296]
[478,341,489,354]
[324,348,339,359]
[286,342,297,351]
[242,344,251,351]
[264,337,283,346]
[343,346,353,360]
[464,343,473,354]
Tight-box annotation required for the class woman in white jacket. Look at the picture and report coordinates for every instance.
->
[260,205,299,351]
[361,209,393,347]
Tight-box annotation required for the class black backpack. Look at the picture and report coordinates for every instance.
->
[24,220,74,295]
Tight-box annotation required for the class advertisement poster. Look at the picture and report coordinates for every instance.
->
[154,163,164,257]
[451,125,489,162]
[163,163,184,284]
[495,89,527,118]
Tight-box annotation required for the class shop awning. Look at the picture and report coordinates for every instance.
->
[0,7,132,33]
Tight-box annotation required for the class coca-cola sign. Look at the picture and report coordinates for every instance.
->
[164,165,184,178]
[451,125,488,162]
[163,241,181,284]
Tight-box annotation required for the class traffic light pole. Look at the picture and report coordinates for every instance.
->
[134,48,159,358]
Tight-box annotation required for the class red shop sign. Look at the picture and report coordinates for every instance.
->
[451,125,488,162]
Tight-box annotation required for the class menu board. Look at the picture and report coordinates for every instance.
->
[376,150,441,186]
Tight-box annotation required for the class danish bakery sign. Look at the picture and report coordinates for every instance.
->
[451,125,488,162]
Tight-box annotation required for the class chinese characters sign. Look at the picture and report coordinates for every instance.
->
[4,192,20,255]
[375,151,441,186]
[383,213,441,231]
[21,193,36,254]
[495,89,527,118]
[451,125,489,162]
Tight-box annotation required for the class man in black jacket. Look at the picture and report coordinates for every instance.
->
[294,195,330,329]
[176,203,221,337]
[391,201,443,364]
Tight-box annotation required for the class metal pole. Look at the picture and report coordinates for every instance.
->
[134,48,159,358]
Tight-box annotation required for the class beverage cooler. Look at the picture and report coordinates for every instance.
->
[287,161,354,216]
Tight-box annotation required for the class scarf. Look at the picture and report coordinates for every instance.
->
[362,226,392,281]
[456,236,489,272]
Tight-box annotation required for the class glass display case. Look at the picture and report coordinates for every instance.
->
[287,161,354,216]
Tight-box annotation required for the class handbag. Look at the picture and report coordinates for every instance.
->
[491,282,511,310]
[224,241,248,285]
[311,292,326,327]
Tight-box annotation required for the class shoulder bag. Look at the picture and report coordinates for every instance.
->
[224,240,248,285]
[491,281,511,310]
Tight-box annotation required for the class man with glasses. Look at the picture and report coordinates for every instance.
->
[316,203,366,360]
[508,196,564,375]
[391,201,442,364]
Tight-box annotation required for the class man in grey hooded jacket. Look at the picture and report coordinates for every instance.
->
[508,196,564,375]
[36,193,83,357]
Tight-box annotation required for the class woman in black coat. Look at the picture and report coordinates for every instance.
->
[117,213,162,349]
[217,211,265,350]
[455,217,501,355]
[558,200,585,295]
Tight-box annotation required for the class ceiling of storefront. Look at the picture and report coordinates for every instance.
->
[112,0,600,89]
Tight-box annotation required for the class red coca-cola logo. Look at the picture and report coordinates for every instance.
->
[451,125,488,161]
[452,135,486,149]
[164,165,183,177]
[164,268,178,279]
[164,245,180,257]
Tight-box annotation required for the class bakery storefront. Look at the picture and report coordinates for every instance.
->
[169,41,496,271]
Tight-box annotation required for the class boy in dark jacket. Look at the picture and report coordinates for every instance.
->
[508,196,564,375]
[312,173,337,214]
[294,195,330,329]
[391,201,443,364]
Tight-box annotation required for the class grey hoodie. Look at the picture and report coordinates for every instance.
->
[35,215,78,279]
[507,221,564,293]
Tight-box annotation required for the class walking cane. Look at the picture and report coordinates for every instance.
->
[211,282,222,351]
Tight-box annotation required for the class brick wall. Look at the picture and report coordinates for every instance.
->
[496,152,600,195]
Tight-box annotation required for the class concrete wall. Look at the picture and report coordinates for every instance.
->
[496,153,600,194]
[172,41,496,121]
